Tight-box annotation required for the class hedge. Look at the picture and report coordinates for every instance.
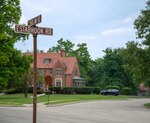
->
[93,87,101,94]
[48,87,99,94]
[62,87,74,94]
[49,87,61,94]
[74,87,94,94]
[122,87,132,95]
[5,87,42,94]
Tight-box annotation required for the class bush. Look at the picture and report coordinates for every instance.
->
[4,87,42,94]
[27,87,33,93]
[0,86,3,93]
[62,87,74,94]
[5,87,24,94]
[93,87,101,94]
[106,85,120,90]
[49,87,61,94]
[122,87,132,95]
[74,87,94,94]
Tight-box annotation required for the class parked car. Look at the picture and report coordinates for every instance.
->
[100,89,119,96]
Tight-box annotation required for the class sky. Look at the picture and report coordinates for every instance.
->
[14,0,148,60]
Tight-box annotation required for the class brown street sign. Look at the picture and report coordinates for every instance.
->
[15,24,53,35]
[28,15,42,26]
[38,27,53,35]
[15,24,30,34]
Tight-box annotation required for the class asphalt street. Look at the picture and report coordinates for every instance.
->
[0,98,150,123]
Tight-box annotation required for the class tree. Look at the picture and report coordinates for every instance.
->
[122,41,150,87]
[7,49,33,89]
[88,58,104,86]
[133,0,150,86]
[75,43,92,82]
[48,38,75,56]
[99,48,134,89]
[134,0,150,45]
[0,0,28,89]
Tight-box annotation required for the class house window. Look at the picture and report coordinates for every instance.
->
[49,68,53,75]
[37,68,46,74]
[56,68,62,76]
[44,58,51,64]
[55,79,62,87]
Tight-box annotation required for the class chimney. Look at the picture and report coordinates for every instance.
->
[60,49,66,57]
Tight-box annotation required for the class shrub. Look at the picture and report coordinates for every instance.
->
[0,86,3,93]
[27,87,33,93]
[5,88,23,94]
[74,87,94,94]
[122,87,132,95]
[93,87,101,94]
[62,87,74,94]
[49,87,61,94]
[4,87,42,94]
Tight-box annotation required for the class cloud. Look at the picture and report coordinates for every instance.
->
[21,0,53,13]
[101,28,133,37]
[74,34,97,41]
[123,17,132,23]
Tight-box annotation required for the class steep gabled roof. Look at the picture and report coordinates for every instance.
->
[24,52,78,74]
[59,57,77,74]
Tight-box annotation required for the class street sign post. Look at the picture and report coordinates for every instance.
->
[15,15,53,123]
[15,25,53,35]
[28,14,41,26]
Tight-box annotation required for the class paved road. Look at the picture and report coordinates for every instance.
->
[0,98,150,123]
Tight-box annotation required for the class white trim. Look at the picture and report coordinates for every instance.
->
[55,78,62,87]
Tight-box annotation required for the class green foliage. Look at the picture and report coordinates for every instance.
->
[48,38,75,56]
[0,0,28,89]
[134,0,150,45]
[4,87,41,95]
[49,87,100,94]
[62,87,74,94]
[144,103,150,108]
[122,87,132,95]
[129,0,150,86]
[49,87,61,94]
[106,85,120,90]
[74,87,94,94]
[93,87,101,94]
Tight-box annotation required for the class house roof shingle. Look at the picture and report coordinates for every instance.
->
[24,52,78,74]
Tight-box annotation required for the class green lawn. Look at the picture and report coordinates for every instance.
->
[0,93,131,106]
[144,103,150,108]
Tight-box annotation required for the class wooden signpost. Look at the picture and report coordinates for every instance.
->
[15,15,53,123]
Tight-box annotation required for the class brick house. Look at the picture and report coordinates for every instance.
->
[24,50,85,87]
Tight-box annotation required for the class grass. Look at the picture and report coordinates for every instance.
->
[144,103,150,108]
[0,93,131,106]
[39,94,131,105]
[0,94,33,106]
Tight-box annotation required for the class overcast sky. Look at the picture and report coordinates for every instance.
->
[14,0,147,59]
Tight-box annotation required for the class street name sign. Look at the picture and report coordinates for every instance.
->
[15,24,53,35]
[28,15,41,26]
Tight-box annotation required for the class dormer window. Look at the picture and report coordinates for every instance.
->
[44,58,51,64]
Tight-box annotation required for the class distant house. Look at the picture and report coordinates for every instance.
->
[24,49,85,87]
[139,83,150,96]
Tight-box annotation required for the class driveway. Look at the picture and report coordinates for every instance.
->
[0,98,150,123]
